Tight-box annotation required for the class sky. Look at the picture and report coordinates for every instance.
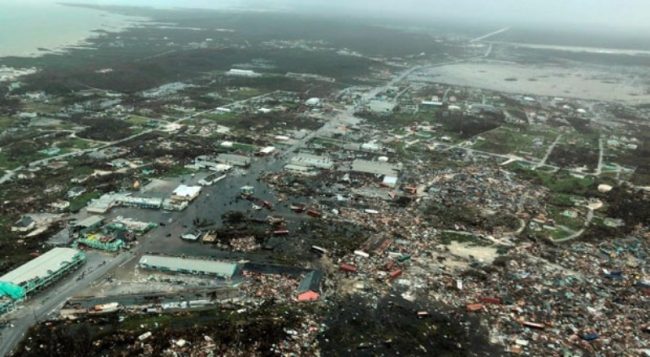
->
[3,0,650,30]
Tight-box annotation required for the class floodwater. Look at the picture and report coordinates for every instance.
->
[413,61,650,104]
[106,157,313,264]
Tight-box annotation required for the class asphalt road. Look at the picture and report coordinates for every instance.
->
[0,66,414,356]
[0,251,132,356]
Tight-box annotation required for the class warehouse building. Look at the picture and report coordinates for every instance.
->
[171,185,201,202]
[138,255,238,279]
[73,215,104,233]
[216,154,251,167]
[0,248,86,314]
[87,193,164,213]
[351,159,401,177]
[289,153,334,170]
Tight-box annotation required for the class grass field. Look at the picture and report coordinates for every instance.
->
[471,125,558,158]
[126,115,153,126]
[0,116,17,130]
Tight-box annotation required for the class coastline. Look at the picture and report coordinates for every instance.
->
[488,41,650,56]
[0,4,148,59]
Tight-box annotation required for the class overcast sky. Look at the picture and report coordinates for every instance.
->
[4,0,650,30]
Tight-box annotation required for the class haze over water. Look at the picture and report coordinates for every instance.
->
[0,3,142,58]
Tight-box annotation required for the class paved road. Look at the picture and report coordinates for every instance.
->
[0,251,131,356]
[553,207,595,243]
[534,134,563,169]
[470,27,511,43]
[0,66,417,356]
[0,92,278,185]
[596,136,604,175]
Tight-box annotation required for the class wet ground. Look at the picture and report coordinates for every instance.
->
[319,295,504,357]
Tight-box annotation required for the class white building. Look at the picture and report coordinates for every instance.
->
[259,146,276,156]
[305,98,321,107]
[172,185,201,202]
[367,100,396,114]
[290,153,334,169]
[226,69,260,77]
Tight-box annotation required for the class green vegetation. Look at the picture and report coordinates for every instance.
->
[77,118,132,141]
[510,164,595,195]
[310,137,343,148]
[228,87,262,100]
[125,115,153,126]
[69,191,101,213]
[548,193,578,207]
[232,142,257,152]
[472,125,558,157]
[161,165,193,178]
[57,137,94,151]
[547,205,586,231]
[200,112,240,123]
[22,102,60,114]
[424,203,520,233]
[0,150,45,170]
[70,165,95,177]
[0,116,17,130]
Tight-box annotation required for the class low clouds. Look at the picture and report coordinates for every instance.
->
[4,0,649,30]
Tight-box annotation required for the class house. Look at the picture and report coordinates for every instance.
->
[258,146,276,156]
[50,200,70,212]
[109,159,131,169]
[296,270,323,302]
[67,186,87,199]
[12,216,36,233]
[226,69,260,77]
[305,98,321,107]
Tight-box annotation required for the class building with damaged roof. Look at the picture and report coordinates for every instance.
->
[296,270,323,302]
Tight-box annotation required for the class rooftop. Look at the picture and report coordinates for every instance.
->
[216,153,251,166]
[351,159,401,177]
[290,153,333,169]
[172,185,202,199]
[74,215,104,229]
[0,248,84,286]
[139,255,238,279]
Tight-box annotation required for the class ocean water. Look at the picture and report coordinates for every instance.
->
[0,3,143,58]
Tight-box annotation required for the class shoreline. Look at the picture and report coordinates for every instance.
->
[488,41,650,56]
[0,4,148,59]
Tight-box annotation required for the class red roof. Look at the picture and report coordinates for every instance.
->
[340,263,358,273]
[389,269,402,280]
[297,291,320,302]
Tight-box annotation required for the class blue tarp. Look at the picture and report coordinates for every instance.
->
[0,281,25,300]
[581,333,599,341]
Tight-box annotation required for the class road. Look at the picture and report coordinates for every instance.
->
[361,65,422,102]
[553,207,595,243]
[0,91,279,185]
[0,65,417,356]
[484,43,493,58]
[595,136,604,175]
[470,27,511,43]
[0,251,132,356]
[534,134,563,169]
